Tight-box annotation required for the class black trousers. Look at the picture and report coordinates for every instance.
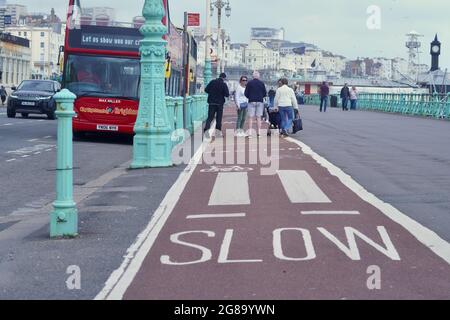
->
[204,104,224,132]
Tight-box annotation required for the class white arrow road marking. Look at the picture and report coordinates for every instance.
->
[208,172,251,206]
[277,170,332,203]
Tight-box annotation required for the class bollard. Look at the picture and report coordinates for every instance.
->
[50,89,77,238]
[131,0,172,168]
[165,97,176,146]
[185,96,194,134]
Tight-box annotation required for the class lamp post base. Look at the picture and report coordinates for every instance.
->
[131,132,173,169]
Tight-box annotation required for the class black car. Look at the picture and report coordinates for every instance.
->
[7,80,61,119]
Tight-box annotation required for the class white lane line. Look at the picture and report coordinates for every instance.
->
[286,137,450,264]
[95,125,214,301]
[6,159,16,162]
[277,170,332,204]
[301,211,360,215]
[45,149,53,152]
[28,139,39,142]
[3,123,13,126]
[21,155,30,158]
[186,213,247,219]
[34,152,41,155]
[43,135,52,139]
[208,172,251,206]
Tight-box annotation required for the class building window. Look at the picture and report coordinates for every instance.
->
[41,32,45,37]
[18,32,21,36]
[24,32,27,37]
[40,42,45,48]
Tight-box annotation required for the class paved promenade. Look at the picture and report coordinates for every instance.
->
[96,107,450,300]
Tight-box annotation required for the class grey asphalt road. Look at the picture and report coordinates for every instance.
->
[296,105,450,242]
[0,108,186,299]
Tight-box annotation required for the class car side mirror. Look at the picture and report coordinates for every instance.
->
[11,86,17,91]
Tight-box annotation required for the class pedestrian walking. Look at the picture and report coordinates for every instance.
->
[244,71,267,138]
[340,83,350,111]
[204,73,230,139]
[319,81,329,112]
[274,78,299,137]
[0,86,7,106]
[350,86,358,110]
[234,76,249,137]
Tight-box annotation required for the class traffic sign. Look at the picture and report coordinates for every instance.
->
[187,13,200,27]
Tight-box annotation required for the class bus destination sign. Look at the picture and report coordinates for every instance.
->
[69,25,143,53]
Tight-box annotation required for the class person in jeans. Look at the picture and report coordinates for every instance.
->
[234,76,249,137]
[340,83,350,111]
[204,73,229,138]
[244,71,267,138]
[350,86,358,110]
[319,81,329,112]
[274,78,299,137]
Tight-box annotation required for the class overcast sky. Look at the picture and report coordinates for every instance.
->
[17,0,450,69]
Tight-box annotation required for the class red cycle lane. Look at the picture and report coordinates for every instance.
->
[99,108,450,300]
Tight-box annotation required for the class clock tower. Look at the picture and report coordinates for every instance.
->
[430,34,441,71]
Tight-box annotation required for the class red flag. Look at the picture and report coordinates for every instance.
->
[162,0,169,26]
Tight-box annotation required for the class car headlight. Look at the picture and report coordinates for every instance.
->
[10,94,19,99]
[37,96,53,100]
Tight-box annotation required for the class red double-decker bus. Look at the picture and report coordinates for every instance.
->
[62,0,191,136]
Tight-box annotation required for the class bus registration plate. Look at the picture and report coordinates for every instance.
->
[97,125,119,131]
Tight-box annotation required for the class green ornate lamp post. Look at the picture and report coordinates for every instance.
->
[204,0,213,87]
[50,89,78,238]
[131,0,173,168]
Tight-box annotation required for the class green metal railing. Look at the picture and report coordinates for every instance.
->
[304,93,450,120]
[166,94,208,146]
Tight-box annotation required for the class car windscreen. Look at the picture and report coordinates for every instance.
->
[18,81,54,92]
[64,54,140,100]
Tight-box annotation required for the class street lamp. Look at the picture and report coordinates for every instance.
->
[210,0,231,75]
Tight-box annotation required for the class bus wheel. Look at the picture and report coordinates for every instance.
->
[73,131,85,140]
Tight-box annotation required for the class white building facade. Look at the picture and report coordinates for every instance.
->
[7,26,64,79]
[0,33,31,86]
[6,4,28,25]
[244,40,280,71]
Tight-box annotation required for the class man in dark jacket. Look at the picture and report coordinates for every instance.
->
[204,73,229,138]
[244,71,267,137]
[319,81,329,112]
[340,83,350,111]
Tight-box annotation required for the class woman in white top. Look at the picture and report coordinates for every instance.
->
[234,76,249,136]
[274,78,299,137]
[350,86,358,110]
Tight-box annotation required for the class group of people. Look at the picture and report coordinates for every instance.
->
[204,71,300,139]
[318,81,358,112]
[339,83,358,111]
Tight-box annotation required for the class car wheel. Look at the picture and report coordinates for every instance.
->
[21,113,29,118]
[7,108,16,118]
[47,111,56,120]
